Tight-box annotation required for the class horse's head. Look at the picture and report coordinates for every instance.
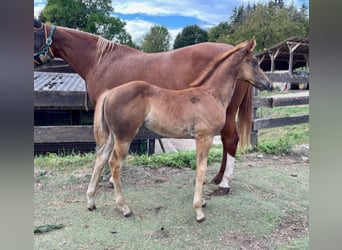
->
[34,19,56,65]
[237,39,273,91]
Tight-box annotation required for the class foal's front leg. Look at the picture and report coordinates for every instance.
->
[109,141,132,217]
[193,136,213,222]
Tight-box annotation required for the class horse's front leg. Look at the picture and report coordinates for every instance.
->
[193,136,213,222]
[87,135,114,210]
[109,140,132,217]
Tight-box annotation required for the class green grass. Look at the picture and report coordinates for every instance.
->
[127,146,223,169]
[34,151,95,172]
[34,158,309,249]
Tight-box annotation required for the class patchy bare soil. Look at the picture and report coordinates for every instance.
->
[34,150,309,249]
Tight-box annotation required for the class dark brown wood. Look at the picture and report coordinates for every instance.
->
[253,92,309,108]
[253,114,309,130]
[265,72,308,83]
[34,91,94,110]
[34,125,162,144]
[34,125,94,143]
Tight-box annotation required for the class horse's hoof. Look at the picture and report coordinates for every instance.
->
[106,181,114,189]
[211,175,223,185]
[210,187,230,196]
[87,204,97,211]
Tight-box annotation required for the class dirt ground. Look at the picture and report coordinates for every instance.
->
[34,148,309,249]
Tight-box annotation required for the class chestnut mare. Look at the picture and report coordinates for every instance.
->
[35,19,253,193]
[88,39,272,222]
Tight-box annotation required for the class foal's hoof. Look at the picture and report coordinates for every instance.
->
[124,211,133,218]
[201,199,207,208]
[196,215,206,223]
[122,205,132,217]
[87,204,97,211]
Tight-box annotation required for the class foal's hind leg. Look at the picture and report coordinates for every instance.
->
[87,135,114,210]
[109,139,132,217]
[193,136,213,222]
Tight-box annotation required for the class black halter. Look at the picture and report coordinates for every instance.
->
[34,23,56,65]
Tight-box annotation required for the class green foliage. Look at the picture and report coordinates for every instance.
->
[209,1,309,52]
[128,148,222,169]
[141,25,171,52]
[39,0,134,45]
[34,151,95,171]
[257,137,292,154]
[173,25,208,49]
[208,22,233,42]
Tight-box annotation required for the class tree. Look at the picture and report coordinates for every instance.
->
[208,22,233,42]
[39,0,135,46]
[222,3,308,52]
[173,25,208,49]
[140,25,171,52]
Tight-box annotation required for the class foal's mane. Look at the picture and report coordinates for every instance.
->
[189,41,249,87]
[96,36,141,64]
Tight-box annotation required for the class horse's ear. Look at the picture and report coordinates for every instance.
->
[235,40,249,50]
[34,19,42,28]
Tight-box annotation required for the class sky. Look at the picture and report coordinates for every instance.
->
[34,0,309,46]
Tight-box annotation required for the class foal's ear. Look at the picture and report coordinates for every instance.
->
[248,37,257,52]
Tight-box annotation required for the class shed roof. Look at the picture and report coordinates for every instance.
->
[255,36,309,72]
[34,71,85,92]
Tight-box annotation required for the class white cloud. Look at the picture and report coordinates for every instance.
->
[124,19,154,44]
[124,19,181,48]
[112,0,231,26]
[34,5,44,19]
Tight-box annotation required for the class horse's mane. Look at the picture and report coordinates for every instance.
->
[189,40,250,87]
[96,36,141,64]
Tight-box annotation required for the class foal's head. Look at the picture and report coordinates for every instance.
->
[237,39,273,91]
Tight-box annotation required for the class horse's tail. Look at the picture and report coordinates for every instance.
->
[93,90,110,147]
[237,84,254,153]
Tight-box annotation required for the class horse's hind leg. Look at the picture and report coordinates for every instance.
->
[109,139,132,217]
[211,121,238,195]
[193,136,213,222]
[86,135,114,210]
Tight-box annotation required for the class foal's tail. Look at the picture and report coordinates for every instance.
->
[93,90,110,147]
[237,84,253,152]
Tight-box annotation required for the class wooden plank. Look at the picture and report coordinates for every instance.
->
[34,125,94,143]
[253,92,309,108]
[34,91,94,110]
[253,97,273,108]
[272,93,309,107]
[265,72,308,83]
[253,114,309,130]
[34,125,162,143]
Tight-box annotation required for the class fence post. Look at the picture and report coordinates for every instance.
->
[250,88,259,148]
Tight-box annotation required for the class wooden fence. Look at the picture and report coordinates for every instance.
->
[34,72,309,153]
[250,91,309,147]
